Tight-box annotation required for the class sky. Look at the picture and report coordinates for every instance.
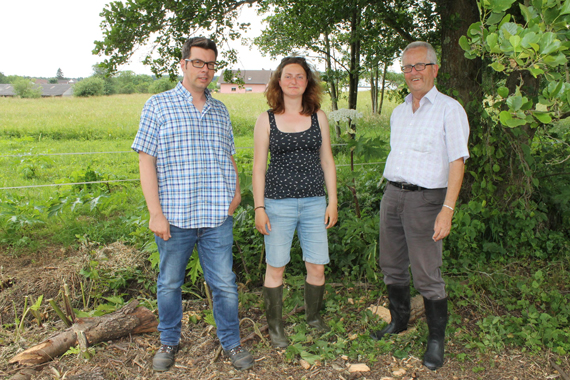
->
[0,0,278,79]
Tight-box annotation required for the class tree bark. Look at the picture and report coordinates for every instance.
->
[9,300,157,366]
[379,61,388,115]
[324,33,339,113]
[436,0,482,109]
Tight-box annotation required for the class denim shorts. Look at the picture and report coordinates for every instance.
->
[264,196,329,267]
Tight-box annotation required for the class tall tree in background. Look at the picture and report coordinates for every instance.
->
[56,68,65,80]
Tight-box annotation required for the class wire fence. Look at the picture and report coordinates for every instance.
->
[0,144,384,190]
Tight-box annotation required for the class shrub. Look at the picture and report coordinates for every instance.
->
[149,77,177,94]
[13,78,42,98]
[74,77,105,97]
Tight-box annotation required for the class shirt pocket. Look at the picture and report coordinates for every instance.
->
[411,126,434,153]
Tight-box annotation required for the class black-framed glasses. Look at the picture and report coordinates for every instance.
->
[401,63,435,73]
[185,59,217,70]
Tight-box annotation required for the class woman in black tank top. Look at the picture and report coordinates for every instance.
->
[252,57,337,348]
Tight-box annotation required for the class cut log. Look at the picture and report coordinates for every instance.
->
[9,300,157,366]
[367,295,425,324]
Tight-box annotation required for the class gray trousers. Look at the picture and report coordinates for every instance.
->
[379,183,447,300]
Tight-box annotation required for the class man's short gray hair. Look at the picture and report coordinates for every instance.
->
[401,41,438,65]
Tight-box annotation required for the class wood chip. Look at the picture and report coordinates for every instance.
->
[300,359,311,369]
[392,368,406,376]
[348,363,370,372]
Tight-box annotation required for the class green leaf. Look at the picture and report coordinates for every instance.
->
[459,35,470,52]
[509,35,522,52]
[498,87,509,98]
[487,12,505,25]
[519,4,536,22]
[521,32,539,49]
[491,61,506,72]
[561,0,570,15]
[300,351,322,365]
[486,33,500,53]
[549,80,564,98]
[506,95,523,110]
[528,67,545,77]
[493,164,500,172]
[532,111,552,123]
[489,0,517,12]
[500,22,519,38]
[539,32,557,54]
[499,111,513,125]
[468,22,483,37]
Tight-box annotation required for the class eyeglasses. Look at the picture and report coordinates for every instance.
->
[185,59,217,70]
[401,63,435,73]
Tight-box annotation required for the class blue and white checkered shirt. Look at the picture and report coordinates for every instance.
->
[132,82,237,229]
[383,86,470,189]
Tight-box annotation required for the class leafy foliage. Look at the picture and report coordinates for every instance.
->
[12,78,42,98]
[74,77,106,97]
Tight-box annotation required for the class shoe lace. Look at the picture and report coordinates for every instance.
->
[226,345,245,356]
[158,345,177,354]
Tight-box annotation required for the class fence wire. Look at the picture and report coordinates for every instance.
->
[0,144,380,190]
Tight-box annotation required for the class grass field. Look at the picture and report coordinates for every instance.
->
[0,91,395,251]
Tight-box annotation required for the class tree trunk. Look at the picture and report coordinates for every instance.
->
[9,300,157,366]
[370,68,378,114]
[324,33,339,113]
[347,2,361,139]
[436,0,482,110]
[379,61,388,115]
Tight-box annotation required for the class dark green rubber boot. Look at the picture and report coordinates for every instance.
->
[304,281,330,332]
[263,285,289,348]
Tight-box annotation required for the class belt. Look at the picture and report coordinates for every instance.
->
[388,181,426,191]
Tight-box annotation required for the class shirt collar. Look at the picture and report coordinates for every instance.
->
[404,85,439,106]
[174,81,212,103]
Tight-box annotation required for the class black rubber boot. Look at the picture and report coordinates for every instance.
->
[304,281,330,332]
[370,285,411,340]
[263,285,289,348]
[423,297,448,370]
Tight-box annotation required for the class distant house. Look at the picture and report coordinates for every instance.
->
[0,83,73,97]
[218,69,274,94]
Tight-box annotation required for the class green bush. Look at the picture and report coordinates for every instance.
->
[149,77,177,94]
[12,78,42,98]
[74,77,105,97]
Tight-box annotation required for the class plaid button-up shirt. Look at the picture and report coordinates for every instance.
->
[132,83,237,229]
[383,86,470,189]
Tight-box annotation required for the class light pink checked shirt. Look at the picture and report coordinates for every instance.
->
[383,86,470,189]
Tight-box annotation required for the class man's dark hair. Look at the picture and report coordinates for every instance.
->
[181,37,218,60]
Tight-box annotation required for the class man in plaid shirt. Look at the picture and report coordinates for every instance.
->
[132,37,254,372]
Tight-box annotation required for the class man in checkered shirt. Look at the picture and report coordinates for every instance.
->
[132,37,254,372]
[370,42,470,371]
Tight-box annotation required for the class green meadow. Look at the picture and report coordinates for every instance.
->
[0,92,395,251]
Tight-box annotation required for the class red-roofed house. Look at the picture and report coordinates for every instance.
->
[218,69,274,94]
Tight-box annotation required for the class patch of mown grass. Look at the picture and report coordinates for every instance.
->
[0,95,151,140]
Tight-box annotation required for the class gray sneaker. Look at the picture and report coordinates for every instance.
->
[153,344,179,372]
[223,345,254,370]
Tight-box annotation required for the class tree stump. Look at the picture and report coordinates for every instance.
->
[367,294,425,324]
[9,300,157,366]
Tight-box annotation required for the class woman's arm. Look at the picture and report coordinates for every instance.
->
[252,112,272,235]
[317,110,338,229]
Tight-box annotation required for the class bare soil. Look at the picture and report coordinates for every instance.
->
[0,244,568,380]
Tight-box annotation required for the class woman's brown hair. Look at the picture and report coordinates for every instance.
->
[265,57,322,116]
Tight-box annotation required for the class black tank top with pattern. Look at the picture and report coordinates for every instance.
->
[265,110,325,199]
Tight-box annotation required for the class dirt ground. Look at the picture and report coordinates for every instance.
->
[0,244,568,380]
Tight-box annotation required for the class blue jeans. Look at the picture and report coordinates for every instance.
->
[155,216,241,350]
